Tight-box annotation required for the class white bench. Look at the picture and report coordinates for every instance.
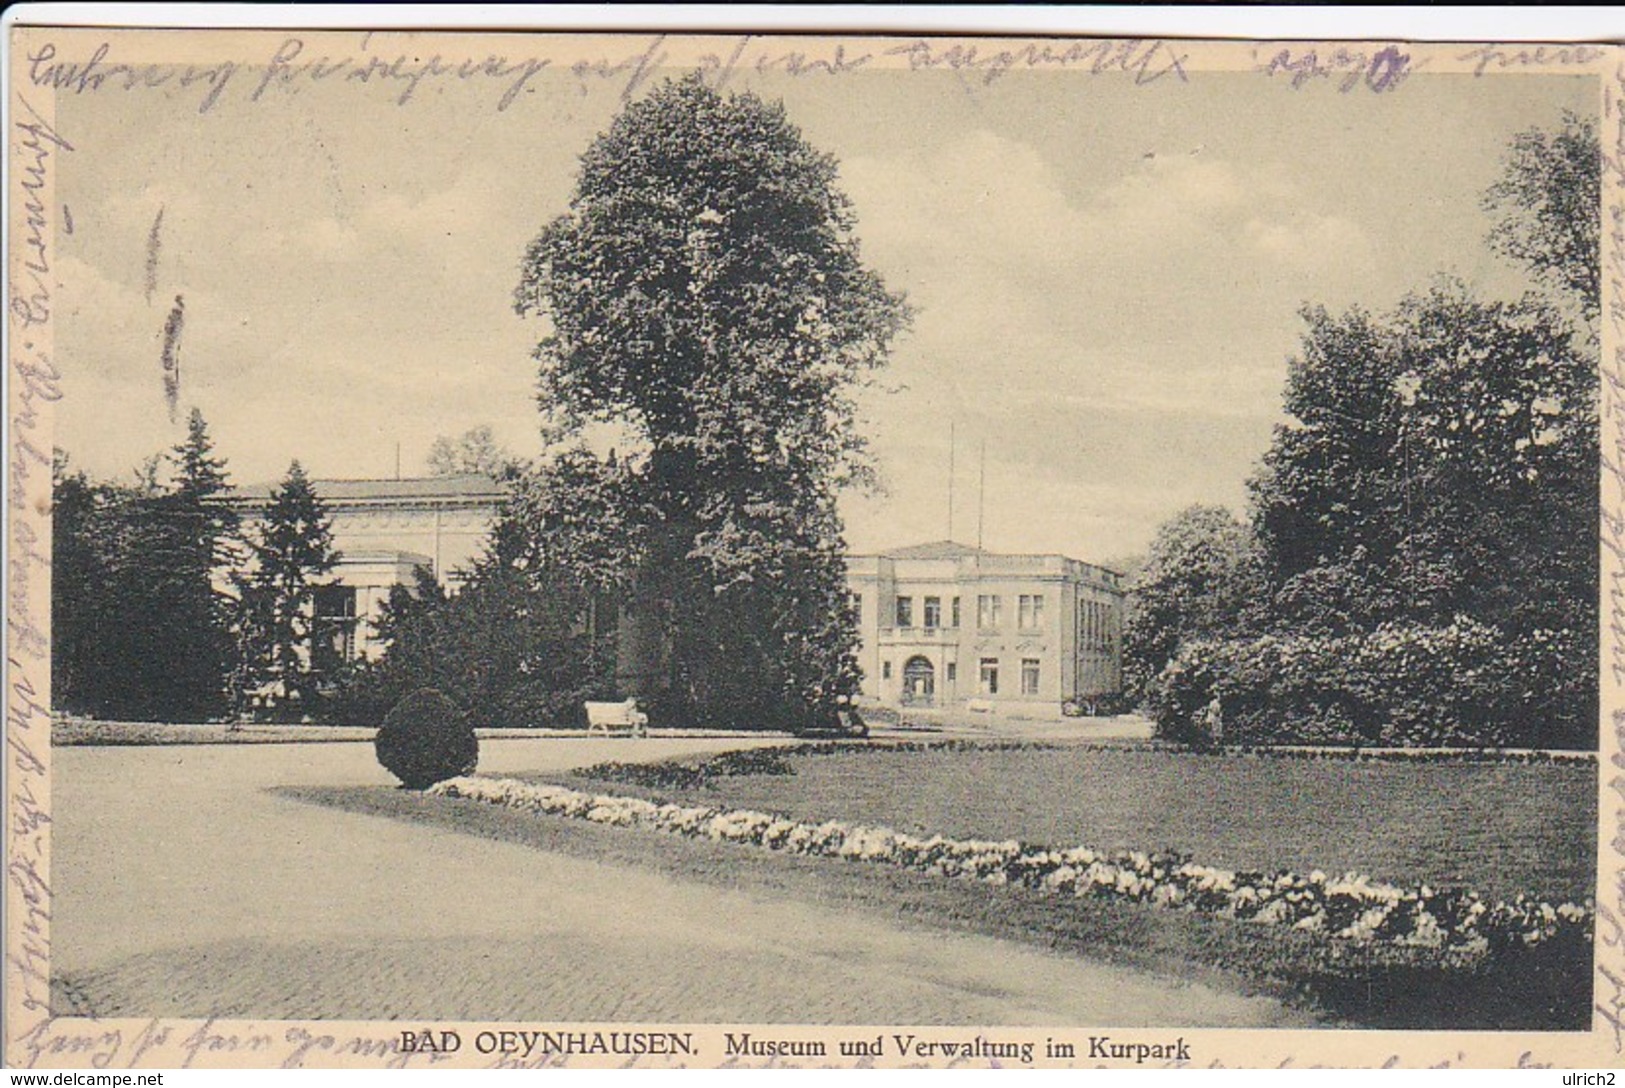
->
[585,699,648,737]
[966,698,995,714]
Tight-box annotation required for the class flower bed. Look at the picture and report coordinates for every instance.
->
[430,774,1591,964]
[577,740,1594,795]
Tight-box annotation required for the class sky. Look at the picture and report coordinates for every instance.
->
[49,34,1593,565]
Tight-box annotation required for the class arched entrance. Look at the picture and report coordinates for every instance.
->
[902,655,935,706]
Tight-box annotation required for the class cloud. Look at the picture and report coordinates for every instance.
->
[55,164,549,485]
[827,130,1387,559]
[1243,212,1374,271]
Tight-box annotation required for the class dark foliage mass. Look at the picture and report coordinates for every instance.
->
[335,455,622,728]
[1129,115,1599,750]
[53,410,240,722]
[374,687,479,789]
[512,75,909,731]
[231,460,342,720]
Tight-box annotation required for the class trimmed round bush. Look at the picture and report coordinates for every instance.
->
[375,688,479,789]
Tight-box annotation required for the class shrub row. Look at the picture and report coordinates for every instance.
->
[431,774,1592,965]
[1150,618,1590,749]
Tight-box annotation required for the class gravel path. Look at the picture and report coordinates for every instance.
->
[52,738,1306,1026]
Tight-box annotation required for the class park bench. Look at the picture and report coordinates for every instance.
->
[966,698,995,714]
[585,698,648,738]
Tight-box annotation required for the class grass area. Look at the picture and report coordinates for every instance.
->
[50,718,795,746]
[564,743,1597,903]
[291,769,1593,1031]
[286,783,1317,1023]
[51,719,379,745]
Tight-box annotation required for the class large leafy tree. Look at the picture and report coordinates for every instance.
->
[1251,107,1598,644]
[426,424,516,478]
[514,76,909,729]
[233,461,340,718]
[1231,113,1599,747]
[1122,505,1266,701]
[1483,110,1599,318]
[1249,286,1593,637]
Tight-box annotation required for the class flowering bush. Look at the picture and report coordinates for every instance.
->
[578,739,1063,790]
[579,746,799,790]
[1151,619,1588,749]
[430,774,1592,964]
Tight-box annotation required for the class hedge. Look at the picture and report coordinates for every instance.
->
[1150,618,1590,749]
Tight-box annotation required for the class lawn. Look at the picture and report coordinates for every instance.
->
[50,719,379,745]
[562,743,1597,904]
[285,783,1321,1027]
[286,739,1597,1030]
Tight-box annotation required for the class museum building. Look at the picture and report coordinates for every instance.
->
[228,473,505,661]
[228,477,1126,717]
[844,541,1124,716]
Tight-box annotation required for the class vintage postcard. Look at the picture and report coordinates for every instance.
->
[6,16,1623,1072]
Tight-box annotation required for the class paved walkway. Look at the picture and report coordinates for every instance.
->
[52,738,1305,1025]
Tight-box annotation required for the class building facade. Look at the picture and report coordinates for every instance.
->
[845,541,1124,716]
[229,474,504,661]
[228,477,1124,716]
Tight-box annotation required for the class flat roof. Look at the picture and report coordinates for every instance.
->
[230,473,505,503]
[849,540,1123,580]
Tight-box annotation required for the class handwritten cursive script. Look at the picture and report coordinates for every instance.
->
[1255,44,1415,93]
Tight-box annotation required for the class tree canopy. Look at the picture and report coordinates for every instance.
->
[1250,283,1594,637]
[52,411,241,721]
[1134,112,1599,749]
[232,460,341,718]
[426,424,516,478]
[1483,111,1599,317]
[513,75,909,729]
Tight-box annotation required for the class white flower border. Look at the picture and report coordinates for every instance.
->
[429,775,1592,960]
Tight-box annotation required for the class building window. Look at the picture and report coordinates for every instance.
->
[923,596,941,629]
[979,657,999,695]
[946,662,957,682]
[848,591,862,625]
[951,596,961,628]
[882,660,892,680]
[1019,593,1045,631]
[313,584,358,663]
[977,594,1002,630]
[895,596,913,628]
[1081,599,1102,650]
[1021,657,1041,696]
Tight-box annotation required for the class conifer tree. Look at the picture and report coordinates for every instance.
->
[234,460,340,718]
[55,419,242,723]
[156,409,241,719]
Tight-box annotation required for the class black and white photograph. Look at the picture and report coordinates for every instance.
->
[6,18,1621,1071]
